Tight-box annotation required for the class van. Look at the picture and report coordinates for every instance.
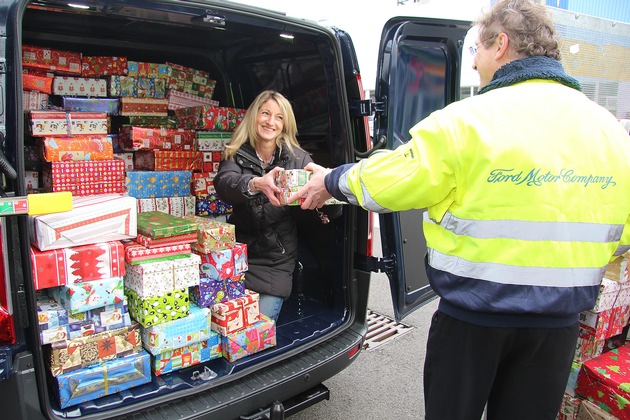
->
[0,1,468,418]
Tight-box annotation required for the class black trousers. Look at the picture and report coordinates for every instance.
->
[423,311,578,420]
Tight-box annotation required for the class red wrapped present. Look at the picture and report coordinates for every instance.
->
[22,45,81,75]
[123,240,192,265]
[211,290,260,335]
[576,343,630,419]
[23,73,53,94]
[233,242,248,275]
[557,392,581,420]
[174,105,245,131]
[81,56,128,77]
[192,172,214,195]
[30,241,125,290]
[42,159,126,196]
[119,126,196,151]
[52,76,107,97]
[120,98,168,116]
[574,325,605,364]
[134,150,202,171]
[135,232,197,249]
[197,248,234,280]
[42,136,114,162]
[221,314,276,362]
[166,62,216,99]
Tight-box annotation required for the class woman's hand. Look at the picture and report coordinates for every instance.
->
[252,166,284,206]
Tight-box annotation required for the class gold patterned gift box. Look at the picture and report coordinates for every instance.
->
[182,215,235,254]
[47,322,142,377]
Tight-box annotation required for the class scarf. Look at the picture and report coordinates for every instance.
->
[478,55,581,95]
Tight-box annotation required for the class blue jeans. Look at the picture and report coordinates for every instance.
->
[258,293,284,322]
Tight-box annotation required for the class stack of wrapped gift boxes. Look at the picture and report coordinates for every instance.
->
[557,252,630,420]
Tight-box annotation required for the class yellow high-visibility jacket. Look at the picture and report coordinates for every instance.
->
[327,79,630,327]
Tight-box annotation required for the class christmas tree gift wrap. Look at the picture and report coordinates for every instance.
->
[576,343,630,419]
[30,241,125,290]
[137,211,199,239]
[183,215,235,253]
[123,240,192,264]
[135,232,197,249]
[152,334,221,376]
[141,303,212,355]
[125,170,192,199]
[233,243,248,275]
[29,194,137,251]
[42,136,114,162]
[191,278,228,308]
[125,287,190,327]
[221,315,276,362]
[49,276,125,315]
[55,350,151,409]
[211,290,260,335]
[136,196,196,217]
[197,248,234,280]
[48,322,142,377]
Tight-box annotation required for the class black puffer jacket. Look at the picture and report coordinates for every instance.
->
[213,142,312,298]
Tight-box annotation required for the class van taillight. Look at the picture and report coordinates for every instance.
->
[0,220,15,345]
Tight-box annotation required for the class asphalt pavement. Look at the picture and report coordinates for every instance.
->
[290,227,439,419]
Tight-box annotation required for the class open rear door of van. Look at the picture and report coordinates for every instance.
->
[374,17,470,322]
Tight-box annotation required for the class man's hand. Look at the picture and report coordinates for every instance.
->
[289,162,333,210]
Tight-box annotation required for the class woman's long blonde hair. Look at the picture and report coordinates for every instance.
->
[223,90,302,160]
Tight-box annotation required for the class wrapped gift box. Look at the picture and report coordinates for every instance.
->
[37,298,70,344]
[108,75,137,97]
[558,392,582,420]
[202,150,222,165]
[24,171,39,191]
[22,45,81,75]
[23,73,53,94]
[167,89,219,110]
[192,172,214,195]
[197,248,234,280]
[30,241,125,290]
[191,278,228,308]
[126,115,178,128]
[576,343,630,419]
[120,98,169,116]
[137,77,167,99]
[125,170,192,199]
[605,253,629,283]
[119,126,195,152]
[593,278,624,313]
[574,325,605,364]
[81,55,128,77]
[226,274,246,300]
[134,150,202,171]
[233,243,248,275]
[577,399,619,419]
[124,254,200,297]
[55,350,150,409]
[52,76,107,97]
[29,111,108,137]
[174,105,245,131]
[42,159,126,196]
[49,276,124,314]
[196,131,231,150]
[62,97,120,115]
[166,62,216,99]
[196,192,233,216]
[23,90,49,111]
[29,194,137,251]
[221,314,276,362]
[42,136,114,162]
[109,75,166,98]
[128,61,169,79]
[114,152,134,171]
[211,290,260,335]
[66,297,132,339]
[48,322,141,376]
[135,232,197,249]
[141,303,212,355]
[125,287,190,327]
[137,211,199,239]
[152,335,221,376]
[137,196,196,217]
[183,215,235,253]
[123,240,191,264]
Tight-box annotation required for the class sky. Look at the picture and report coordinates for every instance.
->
[229,0,490,89]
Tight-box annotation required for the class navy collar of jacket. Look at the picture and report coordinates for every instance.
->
[236,142,288,173]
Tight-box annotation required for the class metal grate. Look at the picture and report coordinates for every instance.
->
[364,310,414,351]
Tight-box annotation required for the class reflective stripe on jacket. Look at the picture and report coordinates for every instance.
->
[328,80,630,324]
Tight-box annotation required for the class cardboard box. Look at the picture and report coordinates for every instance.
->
[119,126,196,151]
[275,169,346,206]
[62,97,120,115]
[22,45,82,75]
[221,314,276,362]
[49,276,125,314]
[136,196,196,217]
[137,211,199,239]
[42,136,114,162]
[134,150,202,171]
[48,323,141,376]
[183,215,235,253]
[81,55,128,77]
[42,159,126,196]
[52,76,107,97]
[55,350,150,409]
[125,170,192,199]
[151,335,221,376]
[29,194,137,251]
[141,303,212,355]
[125,287,190,327]
[30,241,125,290]
[29,111,108,137]
[211,290,260,335]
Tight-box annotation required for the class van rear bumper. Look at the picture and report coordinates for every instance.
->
[123,325,365,420]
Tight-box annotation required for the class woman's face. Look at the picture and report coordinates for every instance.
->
[255,99,284,143]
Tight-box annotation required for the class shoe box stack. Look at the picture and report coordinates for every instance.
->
[557,252,630,420]
[22,44,276,410]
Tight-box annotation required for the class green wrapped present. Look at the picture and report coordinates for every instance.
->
[125,287,190,327]
[136,210,198,239]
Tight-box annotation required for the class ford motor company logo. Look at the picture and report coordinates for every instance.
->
[487,168,617,189]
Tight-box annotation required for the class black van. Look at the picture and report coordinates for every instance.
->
[0,1,468,418]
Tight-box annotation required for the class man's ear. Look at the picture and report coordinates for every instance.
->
[495,32,510,60]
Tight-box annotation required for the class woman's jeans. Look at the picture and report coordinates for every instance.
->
[258,293,284,322]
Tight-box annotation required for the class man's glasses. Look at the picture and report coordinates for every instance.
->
[469,34,498,55]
